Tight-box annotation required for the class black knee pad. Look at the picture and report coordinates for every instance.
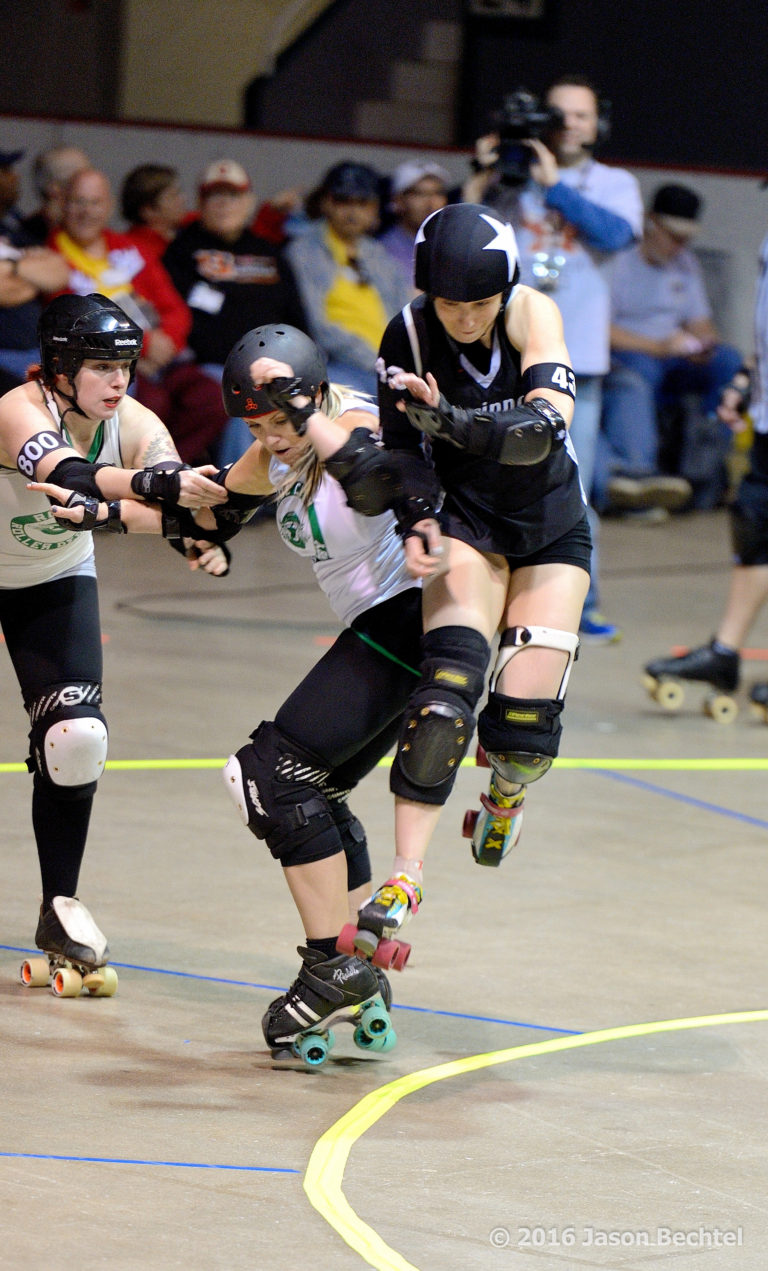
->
[390,626,490,805]
[478,692,563,785]
[223,721,343,867]
[26,684,107,801]
[329,799,371,892]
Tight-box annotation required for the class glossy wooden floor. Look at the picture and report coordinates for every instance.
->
[2,509,767,1270]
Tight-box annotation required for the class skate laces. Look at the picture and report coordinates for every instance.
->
[373,874,423,916]
[481,784,525,817]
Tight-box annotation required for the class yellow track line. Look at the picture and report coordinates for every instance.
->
[2,757,768,774]
[303,1010,768,1271]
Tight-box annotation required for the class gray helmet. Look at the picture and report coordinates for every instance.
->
[38,293,143,384]
[222,324,328,417]
[414,203,520,301]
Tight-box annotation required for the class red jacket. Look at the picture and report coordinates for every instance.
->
[48,226,191,353]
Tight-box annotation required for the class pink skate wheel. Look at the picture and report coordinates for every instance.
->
[462,809,479,838]
[476,745,490,768]
[391,941,411,971]
[335,924,358,956]
[371,939,399,970]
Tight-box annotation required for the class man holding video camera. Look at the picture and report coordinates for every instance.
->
[464,76,643,642]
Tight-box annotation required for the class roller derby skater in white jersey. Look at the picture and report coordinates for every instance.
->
[218,324,442,1063]
[0,293,231,996]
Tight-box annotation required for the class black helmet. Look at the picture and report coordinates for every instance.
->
[222,324,328,418]
[414,203,520,301]
[38,293,143,384]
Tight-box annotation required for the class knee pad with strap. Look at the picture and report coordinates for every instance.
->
[390,626,490,805]
[222,721,343,866]
[328,796,371,892]
[477,625,579,787]
[27,683,108,798]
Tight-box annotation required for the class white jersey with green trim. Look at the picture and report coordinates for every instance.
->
[0,390,123,589]
[269,410,416,627]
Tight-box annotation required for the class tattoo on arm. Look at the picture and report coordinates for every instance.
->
[136,427,181,468]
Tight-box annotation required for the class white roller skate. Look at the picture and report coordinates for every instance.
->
[20,896,118,998]
[337,873,422,971]
[263,947,395,1068]
[464,780,525,866]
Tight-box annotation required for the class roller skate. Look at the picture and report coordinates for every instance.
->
[643,639,740,722]
[463,778,525,866]
[337,874,421,971]
[20,896,118,998]
[262,947,395,1068]
[749,682,768,723]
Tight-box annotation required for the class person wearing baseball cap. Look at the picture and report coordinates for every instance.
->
[379,160,451,290]
[599,182,743,514]
[198,158,251,197]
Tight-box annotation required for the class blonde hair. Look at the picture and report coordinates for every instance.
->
[274,382,375,508]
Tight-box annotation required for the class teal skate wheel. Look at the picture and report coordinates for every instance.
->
[359,1003,390,1037]
[294,1031,331,1068]
[354,1024,397,1053]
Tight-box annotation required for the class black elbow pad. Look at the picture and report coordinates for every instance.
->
[47,457,110,499]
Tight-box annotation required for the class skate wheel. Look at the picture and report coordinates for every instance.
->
[462,809,479,838]
[475,744,490,768]
[371,938,399,970]
[654,679,684,711]
[83,966,118,997]
[390,941,411,972]
[52,966,83,997]
[359,1002,391,1038]
[642,672,659,696]
[294,1031,330,1068]
[20,956,50,988]
[354,1022,397,1053]
[749,700,768,724]
[705,694,738,724]
[335,923,358,957]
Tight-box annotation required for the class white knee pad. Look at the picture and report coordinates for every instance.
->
[222,753,251,825]
[492,625,580,701]
[42,717,108,787]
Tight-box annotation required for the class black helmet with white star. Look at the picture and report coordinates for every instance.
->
[414,203,520,301]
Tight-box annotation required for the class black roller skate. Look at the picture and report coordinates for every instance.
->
[337,874,421,972]
[262,947,395,1068]
[20,896,118,997]
[749,682,768,723]
[643,639,740,722]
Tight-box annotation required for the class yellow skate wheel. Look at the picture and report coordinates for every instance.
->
[654,679,685,711]
[705,694,738,724]
[20,956,50,988]
[749,700,768,724]
[83,966,118,997]
[52,966,83,997]
[642,672,660,695]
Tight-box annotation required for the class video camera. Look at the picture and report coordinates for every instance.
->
[492,89,564,186]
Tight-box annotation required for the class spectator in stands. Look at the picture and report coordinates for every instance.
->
[0,148,70,391]
[22,145,90,245]
[120,163,189,260]
[163,158,307,464]
[378,160,450,291]
[464,75,644,642]
[48,167,228,464]
[284,161,412,396]
[599,184,743,513]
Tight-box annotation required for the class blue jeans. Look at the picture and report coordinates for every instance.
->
[595,344,743,509]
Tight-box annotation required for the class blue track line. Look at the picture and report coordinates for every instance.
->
[1,944,575,1035]
[0,1151,298,1173]
[593,768,768,829]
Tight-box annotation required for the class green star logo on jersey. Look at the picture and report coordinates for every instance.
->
[10,512,73,552]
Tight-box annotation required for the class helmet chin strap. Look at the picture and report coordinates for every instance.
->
[54,374,90,424]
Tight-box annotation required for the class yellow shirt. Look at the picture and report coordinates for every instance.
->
[323,225,388,354]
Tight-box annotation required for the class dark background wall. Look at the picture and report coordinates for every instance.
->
[0,0,765,175]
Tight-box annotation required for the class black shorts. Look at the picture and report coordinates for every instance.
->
[729,470,768,565]
[443,512,592,575]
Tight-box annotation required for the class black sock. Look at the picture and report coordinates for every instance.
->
[306,936,340,960]
[33,780,93,908]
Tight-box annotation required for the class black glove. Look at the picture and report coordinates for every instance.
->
[263,377,317,434]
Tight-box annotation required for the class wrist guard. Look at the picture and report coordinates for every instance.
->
[263,376,316,434]
[404,394,566,466]
[721,368,752,414]
[130,461,190,504]
[62,491,126,533]
[161,508,231,573]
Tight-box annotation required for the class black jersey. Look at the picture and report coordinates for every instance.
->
[378,294,586,557]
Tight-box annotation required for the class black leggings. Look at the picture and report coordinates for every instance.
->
[0,573,103,906]
[274,588,422,791]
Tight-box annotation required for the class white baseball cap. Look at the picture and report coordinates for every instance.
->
[390,161,451,197]
[199,159,251,196]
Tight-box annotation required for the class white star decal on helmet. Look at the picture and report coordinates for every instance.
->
[479,213,519,281]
